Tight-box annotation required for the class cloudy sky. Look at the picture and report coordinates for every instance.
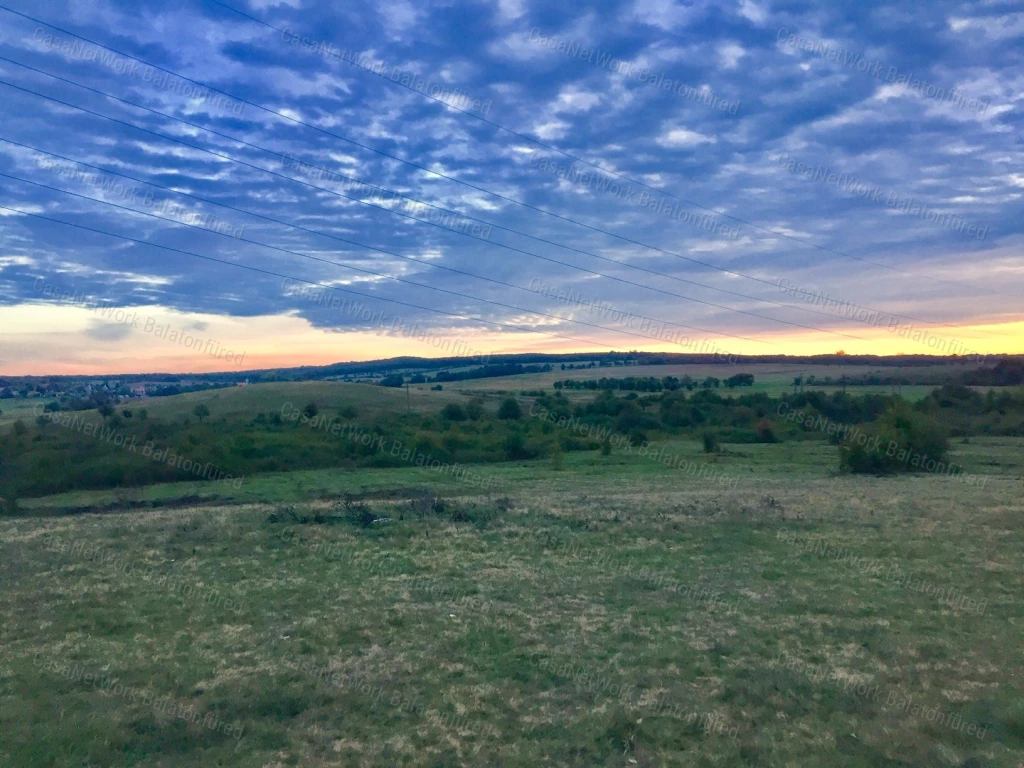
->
[0,0,1021,374]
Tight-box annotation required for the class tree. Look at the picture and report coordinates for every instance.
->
[497,397,522,420]
[193,404,210,422]
[302,402,318,419]
[379,374,404,388]
[98,404,115,419]
[725,373,754,388]
[441,403,466,421]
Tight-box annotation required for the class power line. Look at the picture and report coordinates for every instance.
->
[1,3,1004,305]
[0,53,978,340]
[1,172,774,353]
[0,201,638,353]
[0,137,774,350]
[0,79,872,342]
[206,0,1005,296]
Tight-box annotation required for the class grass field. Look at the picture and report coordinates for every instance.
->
[2,432,1023,766]
[0,396,46,427]
[444,362,978,401]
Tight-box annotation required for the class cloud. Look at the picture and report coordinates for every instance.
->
[84,321,135,342]
[738,0,767,24]
[627,0,699,31]
[718,42,746,70]
[656,128,717,147]
[948,13,1024,41]
[0,0,1020,373]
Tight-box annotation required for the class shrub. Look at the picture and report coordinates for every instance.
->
[466,399,485,420]
[839,405,949,475]
[339,405,358,419]
[502,431,528,460]
[0,493,19,517]
[600,437,612,456]
[702,431,719,453]
[441,404,467,421]
[550,441,565,470]
[302,402,318,419]
[340,499,377,528]
[498,398,522,420]
[754,418,780,443]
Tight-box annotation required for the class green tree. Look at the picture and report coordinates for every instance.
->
[441,404,467,421]
[497,398,522,420]
[193,404,210,422]
[839,405,948,475]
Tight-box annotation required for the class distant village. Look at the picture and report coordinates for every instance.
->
[0,377,248,404]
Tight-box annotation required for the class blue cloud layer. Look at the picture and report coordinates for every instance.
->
[1,0,1021,358]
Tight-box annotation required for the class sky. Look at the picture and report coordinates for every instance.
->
[0,0,1021,375]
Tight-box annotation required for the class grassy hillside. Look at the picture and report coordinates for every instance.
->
[2,448,1022,766]
[0,382,537,499]
[5,378,1023,504]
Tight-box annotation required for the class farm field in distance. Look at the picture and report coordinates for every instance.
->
[442,362,984,401]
